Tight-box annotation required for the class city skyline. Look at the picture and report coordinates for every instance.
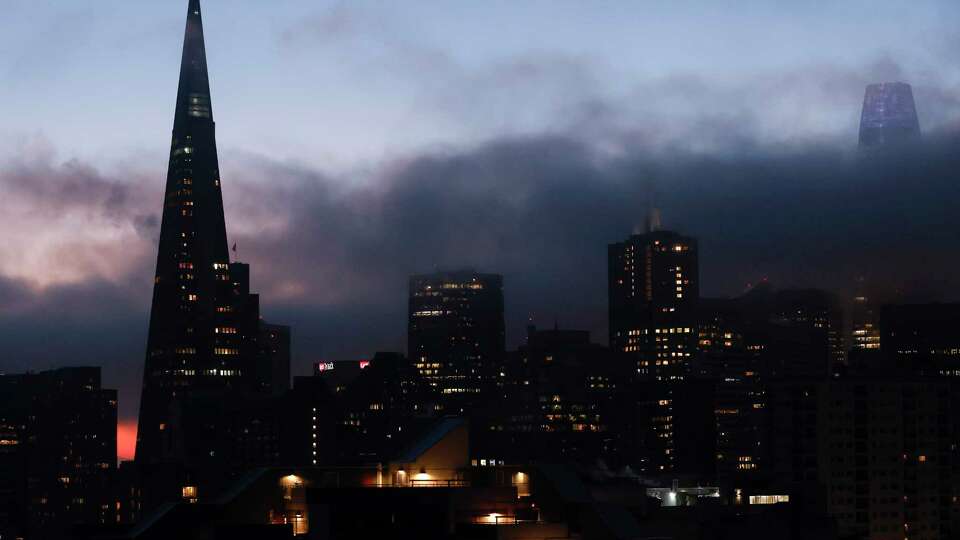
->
[3,2,960,464]
[3,3,960,538]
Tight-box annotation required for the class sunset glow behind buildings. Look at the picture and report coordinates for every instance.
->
[118,421,137,462]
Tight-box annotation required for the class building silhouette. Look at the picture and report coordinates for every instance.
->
[325,353,441,464]
[408,271,505,408]
[766,289,845,378]
[135,0,289,507]
[880,303,960,376]
[475,326,636,466]
[697,297,767,488]
[767,374,958,540]
[0,368,117,540]
[608,213,699,380]
[851,292,881,353]
[859,82,921,147]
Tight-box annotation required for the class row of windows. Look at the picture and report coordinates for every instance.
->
[627,327,693,336]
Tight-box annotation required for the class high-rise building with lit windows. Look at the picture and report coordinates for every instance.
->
[858,82,921,147]
[476,326,637,466]
[408,271,505,405]
[136,0,288,495]
[0,368,117,539]
[851,294,880,351]
[608,216,699,380]
[697,298,767,488]
[767,289,845,377]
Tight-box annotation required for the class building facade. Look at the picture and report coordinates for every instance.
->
[768,375,960,540]
[408,271,505,406]
[609,223,699,380]
[859,82,921,147]
[0,368,118,539]
[477,327,636,466]
[135,0,289,507]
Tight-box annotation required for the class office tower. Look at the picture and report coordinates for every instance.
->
[0,368,117,539]
[331,352,440,464]
[135,0,289,497]
[880,303,960,376]
[859,82,921,147]
[258,322,292,396]
[609,215,699,380]
[697,298,767,489]
[851,294,880,352]
[477,327,636,465]
[408,271,505,404]
[768,375,959,540]
[285,375,337,467]
[633,379,716,477]
[767,289,845,377]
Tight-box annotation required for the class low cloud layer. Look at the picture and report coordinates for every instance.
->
[2,127,960,423]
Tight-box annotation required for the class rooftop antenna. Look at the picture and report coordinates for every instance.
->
[646,207,662,233]
[634,176,661,234]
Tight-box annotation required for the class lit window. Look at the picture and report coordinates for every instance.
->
[187,93,211,118]
[749,495,789,505]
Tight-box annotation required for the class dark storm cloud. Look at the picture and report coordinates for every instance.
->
[3,128,960,422]
[0,275,148,423]
[223,130,960,370]
[0,275,29,312]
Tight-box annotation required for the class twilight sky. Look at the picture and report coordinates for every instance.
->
[2,0,960,457]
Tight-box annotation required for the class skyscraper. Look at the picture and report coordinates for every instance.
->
[408,271,505,404]
[850,294,880,352]
[767,374,958,540]
[0,368,117,539]
[858,82,921,147]
[136,0,287,478]
[608,215,699,380]
[767,289,845,377]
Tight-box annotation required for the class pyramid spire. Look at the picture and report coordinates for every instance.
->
[174,0,213,128]
[134,0,291,510]
[137,0,234,466]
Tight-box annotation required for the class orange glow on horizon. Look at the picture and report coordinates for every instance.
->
[118,421,137,461]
